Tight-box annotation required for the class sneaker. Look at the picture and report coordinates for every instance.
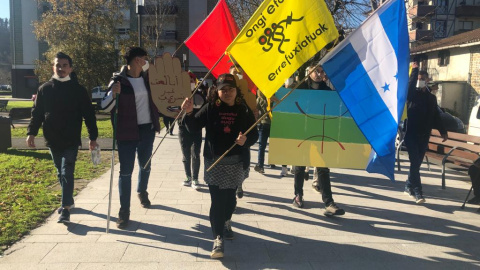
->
[324,202,345,216]
[269,164,276,169]
[223,220,234,240]
[467,196,480,205]
[415,193,426,204]
[304,171,309,181]
[57,203,75,214]
[183,177,192,187]
[236,186,244,199]
[116,210,130,229]
[280,166,288,177]
[404,187,415,198]
[254,165,265,174]
[211,235,224,259]
[312,183,323,194]
[57,208,70,223]
[292,195,304,208]
[138,191,151,208]
[192,179,200,190]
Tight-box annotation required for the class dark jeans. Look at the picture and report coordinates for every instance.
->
[163,116,175,134]
[294,166,333,206]
[117,124,156,210]
[257,124,270,168]
[405,133,429,194]
[179,125,202,180]
[208,185,237,239]
[468,165,480,197]
[50,146,79,207]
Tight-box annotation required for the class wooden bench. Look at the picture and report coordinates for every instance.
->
[8,107,32,128]
[0,100,7,112]
[425,130,480,189]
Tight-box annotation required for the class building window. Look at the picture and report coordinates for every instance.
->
[117,28,129,35]
[438,50,450,66]
[458,21,473,30]
[434,20,447,38]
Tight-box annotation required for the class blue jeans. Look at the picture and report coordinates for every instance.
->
[49,146,79,207]
[257,124,270,168]
[117,124,155,210]
[405,133,430,194]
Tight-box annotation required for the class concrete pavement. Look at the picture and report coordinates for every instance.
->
[1,131,479,269]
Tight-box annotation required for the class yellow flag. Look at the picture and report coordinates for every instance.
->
[226,0,338,98]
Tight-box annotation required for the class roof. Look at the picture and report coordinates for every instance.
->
[410,28,480,54]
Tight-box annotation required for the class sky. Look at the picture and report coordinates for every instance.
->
[0,0,9,20]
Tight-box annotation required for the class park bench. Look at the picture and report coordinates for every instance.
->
[425,130,480,189]
[396,130,480,189]
[0,100,7,112]
[8,107,32,128]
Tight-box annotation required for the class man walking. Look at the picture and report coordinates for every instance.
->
[27,52,99,223]
[404,62,447,203]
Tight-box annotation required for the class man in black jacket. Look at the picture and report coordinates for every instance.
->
[27,52,98,223]
[404,62,447,204]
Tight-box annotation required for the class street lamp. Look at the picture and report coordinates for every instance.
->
[136,0,146,48]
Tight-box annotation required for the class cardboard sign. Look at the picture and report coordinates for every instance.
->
[149,52,191,118]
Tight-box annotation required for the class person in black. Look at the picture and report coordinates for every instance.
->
[292,64,345,216]
[404,62,448,203]
[179,73,206,190]
[27,52,98,224]
[467,158,480,205]
[181,73,258,259]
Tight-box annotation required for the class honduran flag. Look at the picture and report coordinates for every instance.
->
[320,0,409,181]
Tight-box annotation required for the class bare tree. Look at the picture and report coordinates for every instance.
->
[141,0,178,56]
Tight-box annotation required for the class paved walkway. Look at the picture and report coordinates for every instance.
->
[1,132,479,269]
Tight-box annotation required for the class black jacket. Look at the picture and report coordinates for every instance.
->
[27,78,98,149]
[182,102,258,162]
[406,68,446,136]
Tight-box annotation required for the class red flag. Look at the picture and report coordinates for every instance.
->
[185,0,238,78]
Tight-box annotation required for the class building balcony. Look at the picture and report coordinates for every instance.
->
[455,5,480,17]
[408,4,436,19]
[409,29,434,42]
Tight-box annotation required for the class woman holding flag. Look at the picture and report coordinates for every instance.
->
[181,73,258,259]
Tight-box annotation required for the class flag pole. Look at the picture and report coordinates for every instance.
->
[172,42,185,57]
[206,62,322,172]
[143,53,226,169]
[106,94,119,234]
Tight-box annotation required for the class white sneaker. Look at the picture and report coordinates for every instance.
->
[192,179,200,190]
[280,167,288,177]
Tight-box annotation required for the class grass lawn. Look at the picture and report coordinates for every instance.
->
[11,117,115,138]
[0,149,114,253]
[6,101,34,111]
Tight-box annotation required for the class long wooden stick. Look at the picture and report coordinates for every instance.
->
[206,62,323,172]
[143,53,226,169]
[172,42,185,57]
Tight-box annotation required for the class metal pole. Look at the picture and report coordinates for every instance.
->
[138,14,142,48]
[106,94,119,234]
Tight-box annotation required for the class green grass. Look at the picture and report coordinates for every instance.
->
[6,100,34,110]
[0,149,114,252]
[11,118,114,138]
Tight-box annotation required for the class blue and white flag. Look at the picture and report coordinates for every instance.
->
[320,0,409,181]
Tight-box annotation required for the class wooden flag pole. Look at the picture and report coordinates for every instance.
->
[143,53,226,169]
[206,62,323,172]
[172,42,185,57]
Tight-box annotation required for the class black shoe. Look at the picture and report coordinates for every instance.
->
[236,186,244,199]
[57,208,71,223]
[211,235,224,259]
[415,193,426,204]
[223,220,234,240]
[254,165,265,174]
[116,210,130,229]
[324,202,345,216]
[269,164,276,169]
[292,195,304,208]
[138,191,151,208]
[304,171,309,181]
[467,196,480,205]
